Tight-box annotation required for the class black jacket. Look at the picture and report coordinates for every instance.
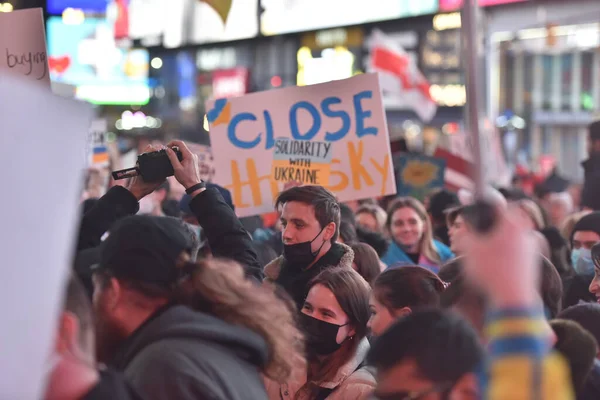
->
[83,369,143,400]
[74,186,263,290]
[110,305,270,400]
[581,156,600,210]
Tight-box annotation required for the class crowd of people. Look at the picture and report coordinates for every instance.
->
[44,121,600,400]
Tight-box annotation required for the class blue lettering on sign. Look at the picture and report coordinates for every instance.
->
[225,89,379,149]
[228,112,260,149]
[321,96,350,141]
[353,90,378,138]
[289,101,321,140]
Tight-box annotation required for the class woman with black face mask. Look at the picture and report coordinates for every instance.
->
[266,267,374,400]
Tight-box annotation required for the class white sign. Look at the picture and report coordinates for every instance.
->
[0,73,92,399]
[0,8,50,86]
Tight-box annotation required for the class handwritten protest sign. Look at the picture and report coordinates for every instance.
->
[207,73,395,216]
[0,73,92,399]
[0,8,49,86]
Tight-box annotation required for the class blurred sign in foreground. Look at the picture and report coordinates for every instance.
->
[0,8,49,87]
[0,72,92,399]
[207,73,396,217]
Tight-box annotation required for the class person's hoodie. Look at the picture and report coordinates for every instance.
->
[110,304,270,400]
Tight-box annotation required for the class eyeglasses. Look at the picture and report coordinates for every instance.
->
[370,381,454,400]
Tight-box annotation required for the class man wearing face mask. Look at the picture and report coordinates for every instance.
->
[566,212,600,305]
[264,186,354,309]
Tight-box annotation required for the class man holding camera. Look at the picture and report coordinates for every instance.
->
[75,141,262,288]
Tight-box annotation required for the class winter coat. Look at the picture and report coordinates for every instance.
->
[264,242,354,308]
[111,305,270,400]
[265,338,375,400]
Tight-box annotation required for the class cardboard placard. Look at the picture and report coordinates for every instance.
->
[206,73,396,216]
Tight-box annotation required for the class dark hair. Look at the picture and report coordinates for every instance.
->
[339,203,356,226]
[540,227,574,278]
[540,255,563,318]
[64,274,94,350]
[302,268,370,395]
[368,309,484,383]
[550,319,598,392]
[162,199,182,218]
[339,220,358,244]
[445,206,465,228]
[350,243,381,285]
[558,303,600,348]
[356,226,389,258]
[589,120,600,141]
[373,267,445,313]
[428,190,459,223]
[276,186,341,242]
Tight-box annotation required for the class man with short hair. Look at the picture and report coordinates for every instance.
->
[263,185,354,308]
[44,275,141,400]
[368,309,484,399]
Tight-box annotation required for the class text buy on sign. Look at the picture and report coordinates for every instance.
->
[206,73,396,217]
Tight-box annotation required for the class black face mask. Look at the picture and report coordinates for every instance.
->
[299,313,349,356]
[283,226,327,269]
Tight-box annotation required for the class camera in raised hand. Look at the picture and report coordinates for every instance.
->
[112,147,183,182]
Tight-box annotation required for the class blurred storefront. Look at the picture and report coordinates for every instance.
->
[487,0,600,180]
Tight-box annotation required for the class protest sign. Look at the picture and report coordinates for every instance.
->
[206,73,396,217]
[0,73,92,399]
[88,119,109,167]
[394,153,446,201]
[0,8,50,86]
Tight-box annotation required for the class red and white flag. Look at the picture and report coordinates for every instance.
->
[368,29,437,122]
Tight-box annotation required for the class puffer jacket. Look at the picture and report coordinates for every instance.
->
[265,338,375,400]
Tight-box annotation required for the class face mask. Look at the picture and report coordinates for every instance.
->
[572,248,595,276]
[283,226,327,268]
[299,313,349,356]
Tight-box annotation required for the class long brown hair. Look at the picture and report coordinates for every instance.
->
[297,268,371,400]
[106,257,305,383]
[386,197,440,263]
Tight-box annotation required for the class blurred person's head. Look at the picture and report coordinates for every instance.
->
[369,267,445,337]
[516,199,546,231]
[571,212,600,276]
[550,319,598,393]
[356,226,389,258]
[350,242,381,286]
[440,259,487,335]
[588,243,600,303]
[338,220,358,244]
[547,192,574,228]
[368,309,484,400]
[561,210,593,245]
[299,268,370,393]
[587,120,600,156]
[386,197,440,263]
[276,186,340,268]
[540,227,573,278]
[339,202,357,226]
[137,180,170,216]
[45,275,98,400]
[446,206,467,254]
[558,303,600,359]
[355,204,387,233]
[427,190,459,227]
[441,255,562,325]
[91,215,302,382]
